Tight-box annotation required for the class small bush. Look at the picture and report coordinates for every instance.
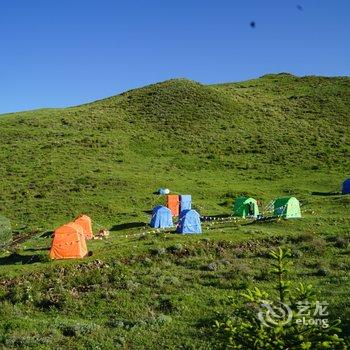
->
[334,236,350,249]
[214,248,346,349]
[150,247,166,256]
[167,243,183,253]
[206,262,218,271]
[291,248,303,258]
[156,297,177,314]
[155,314,172,325]
[315,267,330,276]
[60,322,100,337]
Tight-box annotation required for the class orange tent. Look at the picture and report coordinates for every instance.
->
[166,194,180,216]
[74,215,93,240]
[50,222,88,259]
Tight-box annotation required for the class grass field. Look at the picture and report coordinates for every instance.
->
[0,73,349,349]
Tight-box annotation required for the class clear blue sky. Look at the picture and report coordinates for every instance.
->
[0,0,349,114]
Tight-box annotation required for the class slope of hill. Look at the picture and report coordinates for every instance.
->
[0,74,349,349]
[0,74,349,230]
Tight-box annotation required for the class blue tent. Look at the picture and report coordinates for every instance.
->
[150,206,173,228]
[177,209,202,234]
[180,195,192,213]
[342,179,350,194]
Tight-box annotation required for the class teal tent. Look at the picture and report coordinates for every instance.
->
[273,197,301,219]
[234,197,259,218]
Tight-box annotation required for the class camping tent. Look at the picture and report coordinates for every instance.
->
[50,222,88,259]
[273,197,301,219]
[157,188,170,195]
[166,194,180,216]
[150,206,173,228]
[342,179,350,194]
[177,209,202,234]
[180,195,192,213]
[234,197,259,218]
[74,215,93,239]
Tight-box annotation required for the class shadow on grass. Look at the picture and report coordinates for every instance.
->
[40,230,54,238]
[242,217,277,225]
[23,247,50,252]
[110,222,147,231]
[311,191,340,196]
[0,252,44,265]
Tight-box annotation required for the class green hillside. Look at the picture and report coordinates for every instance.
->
[0,74,349,230]
[0,74,349,349]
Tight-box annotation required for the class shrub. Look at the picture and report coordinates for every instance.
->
[155,314,172,325]
[333,236,350,249]
[156,297,177,313]
[60,322,100,337]
[214,248,346,349]
[167,243,183,253]
[291,248,303,258]
[150,247,166,256]
[206,262,218,271]
[315,267,330,277]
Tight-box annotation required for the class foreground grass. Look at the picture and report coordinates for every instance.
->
[1,205,349,349]
[0,228,349,348]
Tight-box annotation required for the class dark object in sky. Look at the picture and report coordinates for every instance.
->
[297,4,303,11]
[250,21,256,28]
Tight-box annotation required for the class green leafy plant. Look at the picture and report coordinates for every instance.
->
[214,248,346,349]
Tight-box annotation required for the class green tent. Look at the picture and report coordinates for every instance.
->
[234,197,259,218]
[273,197,301,218]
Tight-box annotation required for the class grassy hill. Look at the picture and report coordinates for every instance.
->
[0,74,349,349]
[1,73,349,230]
